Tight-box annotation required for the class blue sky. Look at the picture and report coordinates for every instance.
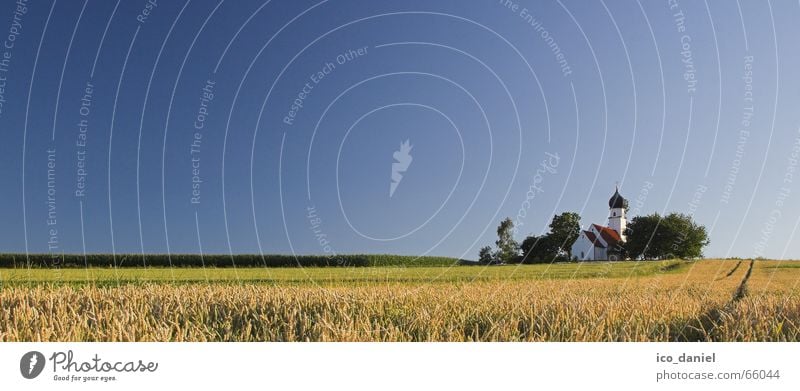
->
[1,0,799,260]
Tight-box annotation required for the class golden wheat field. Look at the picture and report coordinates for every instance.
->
[0,259,798,341]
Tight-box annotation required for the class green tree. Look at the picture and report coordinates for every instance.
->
[624,213,709,259]
[520,235,540,259]
[478,246,495,264]
[663,213,710,258]
[548,212,581,259]
[495,218,519,263]
[626,214,664,259]
[520,234,559,263]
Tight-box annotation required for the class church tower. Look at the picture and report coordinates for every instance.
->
[608,186,627,241]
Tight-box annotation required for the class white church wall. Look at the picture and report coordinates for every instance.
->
[594,247,607,261]
[571,234,595,261]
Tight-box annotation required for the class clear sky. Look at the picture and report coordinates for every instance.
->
[1,0,799,260]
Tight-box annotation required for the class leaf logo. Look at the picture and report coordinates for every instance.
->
[20,351,45,379]
[390,139,413,198]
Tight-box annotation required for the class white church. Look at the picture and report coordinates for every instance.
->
[570,187,628,261]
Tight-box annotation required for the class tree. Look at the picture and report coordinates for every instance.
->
[624,213,709,260]
[624,214,660,260]
[495,218,519,263]
[520,235,540,258]
[520,234,559,263]
[663,213,710,258]
[548,212,581,259]
[478,246,495,264]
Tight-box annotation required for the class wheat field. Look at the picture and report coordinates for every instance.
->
[0,260,797,341]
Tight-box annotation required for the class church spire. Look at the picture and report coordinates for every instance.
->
[608,185,627,210]
[608,184,627,241]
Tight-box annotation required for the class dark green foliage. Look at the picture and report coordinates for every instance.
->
[478,246,496,264]
[547,212,581,259]
[495,218,519,263]
[519,235,559,264]
[0,254,462,268]
[624,213,709,260]
[518,212,580,263]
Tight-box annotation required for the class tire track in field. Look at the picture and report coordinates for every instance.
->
[675,259,754,341]
[715,260,742,280]
[731,259,754,301]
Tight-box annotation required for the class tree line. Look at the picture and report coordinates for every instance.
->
[479,212,708,264]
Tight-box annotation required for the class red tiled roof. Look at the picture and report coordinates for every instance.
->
[592,224,621,246]
[584,230,605,248]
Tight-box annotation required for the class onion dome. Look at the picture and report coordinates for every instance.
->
[608,187,627,209]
